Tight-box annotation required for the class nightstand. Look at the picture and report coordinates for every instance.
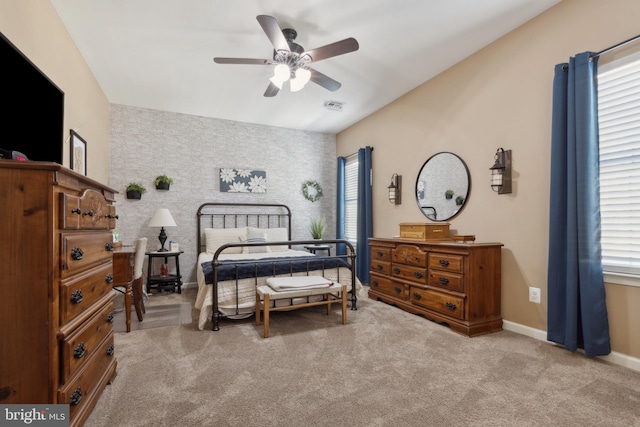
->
[146,250,184,294]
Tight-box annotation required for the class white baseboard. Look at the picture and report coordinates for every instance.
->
[503,320,640,373]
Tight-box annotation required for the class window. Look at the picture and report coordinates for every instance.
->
[344,158,359,244]
[597,51,640,285]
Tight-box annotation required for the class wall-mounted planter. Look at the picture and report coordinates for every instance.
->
[126,190,142,200]
[154,175,173,191]
[155,182,170,190]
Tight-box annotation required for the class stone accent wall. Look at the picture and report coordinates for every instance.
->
[110,104,336,285]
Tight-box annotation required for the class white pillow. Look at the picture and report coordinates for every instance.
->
[205,227,247,254]
[242,232,271,254]
[247,227,289,252]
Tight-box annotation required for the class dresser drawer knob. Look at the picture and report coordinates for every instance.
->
[106,242,114,251]
[372,281,379,287]
[106,214,119,219]
[377,251,384,257]
[376,264,383,270]
[106,344,115,357]
[439,259,449,267]
[105,273,114,284]
[73,342,86,359]
[107,312,115,323]
[70,387,83,406]
[70,247,84,261]
[413,292,422,300]
[439,277,449,285]
[393,286,402,294]
[83,210,94,217]
[393,267,401,274]
[445,302,457,311]
[71,208,82,215]
[70,290,83,304]
[414,272,423,279]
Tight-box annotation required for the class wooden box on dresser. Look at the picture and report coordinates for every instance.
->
[368,237,503,337]
[0,161,118,426]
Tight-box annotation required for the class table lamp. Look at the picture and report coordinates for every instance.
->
[148,208,177,251]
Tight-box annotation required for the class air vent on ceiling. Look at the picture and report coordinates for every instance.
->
[324,100,345,112]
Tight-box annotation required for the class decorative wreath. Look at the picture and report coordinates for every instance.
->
[302,180,323,202]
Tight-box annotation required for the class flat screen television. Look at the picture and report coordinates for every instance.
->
[1,32,64,164]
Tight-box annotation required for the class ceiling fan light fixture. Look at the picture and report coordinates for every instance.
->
[273,64,290,81]
[290,68,311,92]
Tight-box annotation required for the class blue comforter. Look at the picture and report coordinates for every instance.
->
[201,255,351,284]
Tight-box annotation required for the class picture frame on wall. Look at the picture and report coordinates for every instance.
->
[70,130,87,176]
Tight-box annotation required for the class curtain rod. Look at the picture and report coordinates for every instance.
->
[344,147,374,159]
[591,33,640,58]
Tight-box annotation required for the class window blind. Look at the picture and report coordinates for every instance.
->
[597,54,640,275]
[344,158,359,244]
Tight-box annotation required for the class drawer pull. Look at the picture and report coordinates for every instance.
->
[106,344,115,357]
[414,272,423,279]
[393,286,402,294]
[73,342,86,359]
[445,302,457,311]
[413,292,422,300]
[393,267,401,274]
[83,210,94,217]
[439,277,449,285]
[107,312,115,323]
[70,387,83,406]
[439,259,449,267]
[372,281,379,287]
[376,264,383,270]
[106,214,119,219]
[71,247,84,261]
[70,290,83,304]
[106,242,114,251]
[105,273,114,284]
[377,251,384,257]
[71,208,82,215]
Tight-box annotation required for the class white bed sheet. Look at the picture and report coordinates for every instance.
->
[195,250,361,330]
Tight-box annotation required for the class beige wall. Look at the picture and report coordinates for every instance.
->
[337,0,640,359]
[0,0,111,185]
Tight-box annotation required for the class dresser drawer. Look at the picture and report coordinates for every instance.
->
[392,245,427,267]
[411,288,465,320]
[58,333,116,422]
[428,253,463,273]
[428,270,464,292]
[370,260,390,275]
[60,263,114,324]
[61,300,114,383]
[391,264,427,284]
[370,247,391,262]
[369,274,408,300]
[60,232,114,278]
[59,190,114,230]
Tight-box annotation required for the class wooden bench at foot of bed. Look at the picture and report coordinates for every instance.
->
[255,277,347,338]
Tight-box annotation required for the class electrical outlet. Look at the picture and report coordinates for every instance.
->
[529,287,541,304]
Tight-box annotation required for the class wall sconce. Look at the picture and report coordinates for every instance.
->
[388,173,401,204]
[489,148,512,194]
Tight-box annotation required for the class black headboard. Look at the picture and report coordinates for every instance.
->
[196,203,292,254]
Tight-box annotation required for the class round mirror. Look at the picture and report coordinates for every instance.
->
[415,152,470,221]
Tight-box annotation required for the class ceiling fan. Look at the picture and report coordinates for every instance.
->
[214,15,359,97]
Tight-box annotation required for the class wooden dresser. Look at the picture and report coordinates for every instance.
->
[368,237,503,337]
[0,161,118,426]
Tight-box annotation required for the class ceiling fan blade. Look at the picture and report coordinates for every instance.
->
[309,68,342,92]
[264,82,280,97]
[305,38,359,62]
[256,15,289,52]
[213,57,274,65]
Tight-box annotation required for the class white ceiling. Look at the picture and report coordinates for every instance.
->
[50,0,560,134]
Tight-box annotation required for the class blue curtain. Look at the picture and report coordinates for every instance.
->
[547,52,611,357]
[356,147,373,284]
[336,156,346,256]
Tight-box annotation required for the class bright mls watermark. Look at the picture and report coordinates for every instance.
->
[0,405,69,426]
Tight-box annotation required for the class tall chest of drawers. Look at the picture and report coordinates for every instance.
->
[0,161,118,426]
[369,237,503,337]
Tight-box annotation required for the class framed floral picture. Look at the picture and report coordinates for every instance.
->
[219,168,267,193]
[70,130,87,176]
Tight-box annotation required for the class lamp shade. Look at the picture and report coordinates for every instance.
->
[148,208,177,228]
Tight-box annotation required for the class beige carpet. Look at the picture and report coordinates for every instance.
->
[90,289,640,426]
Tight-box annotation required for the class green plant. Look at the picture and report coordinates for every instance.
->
[154,174,174,186]
[445,190,454,196]
[309,216,326,239]
[455,196,465,205]
[126,182,147,194]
